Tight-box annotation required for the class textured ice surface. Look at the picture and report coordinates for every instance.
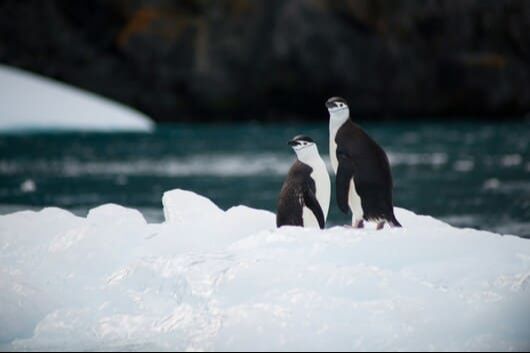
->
[0,189,529,351]
[0,64,153,132]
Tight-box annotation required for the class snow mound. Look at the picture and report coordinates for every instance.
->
[0,190,529,351]
[0,65,154,132]
[162,189,223,223]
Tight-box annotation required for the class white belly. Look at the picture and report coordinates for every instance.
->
[302,206,319,228]
[349,180,363,222]
[311,159,331,221]
[329,128,363,223]
[302,158,331,228]
[330,135,338,173]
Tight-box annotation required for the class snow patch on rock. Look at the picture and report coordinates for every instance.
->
[0,64,154,132]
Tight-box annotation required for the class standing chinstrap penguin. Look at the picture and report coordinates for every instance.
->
[277,135,331,229]
[327,97,401,230]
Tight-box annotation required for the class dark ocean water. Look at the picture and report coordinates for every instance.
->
[0,121,529,237]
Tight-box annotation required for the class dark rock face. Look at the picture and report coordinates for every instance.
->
[1,0,529,121]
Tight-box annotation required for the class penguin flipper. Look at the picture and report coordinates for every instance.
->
[336,152,354,214]
[303,188,325,229]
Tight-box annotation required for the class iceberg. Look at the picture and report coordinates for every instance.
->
[0,189,529,351]
[0,65,154,132]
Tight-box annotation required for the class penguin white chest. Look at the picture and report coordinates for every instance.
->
[329,125,363,223]
[311,162,331,218]
[330,133,339,173]
[302,160,330,228]
[302,206,319,228]
[348,180,363,222]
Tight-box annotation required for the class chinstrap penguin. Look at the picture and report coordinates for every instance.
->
[277,135,331,229]
[327,97,401,230]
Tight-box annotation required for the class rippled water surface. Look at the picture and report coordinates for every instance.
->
[1,122,529,237]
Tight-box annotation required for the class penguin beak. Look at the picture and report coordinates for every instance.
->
[288,140,298,147]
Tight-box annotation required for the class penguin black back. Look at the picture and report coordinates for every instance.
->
[276,161,325,229]
[334,120,401,227]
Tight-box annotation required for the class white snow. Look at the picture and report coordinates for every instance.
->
[0,189,529,351]
[0,65,154,132]
[162,189,223,223]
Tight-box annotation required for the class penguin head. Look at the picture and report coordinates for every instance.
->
[288,135,321,163]
[326,96,350,122]
[288,135,315,151]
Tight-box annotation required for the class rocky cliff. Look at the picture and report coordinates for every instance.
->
[1,0,529,121]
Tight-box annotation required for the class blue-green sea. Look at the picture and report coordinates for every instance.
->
[1,121,529,237]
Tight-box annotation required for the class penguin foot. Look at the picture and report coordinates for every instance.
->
[376,221,385,230]
[353,220,364,229]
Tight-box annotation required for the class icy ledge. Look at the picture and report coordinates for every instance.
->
[0,189,529,351]
[0,65,154,132]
